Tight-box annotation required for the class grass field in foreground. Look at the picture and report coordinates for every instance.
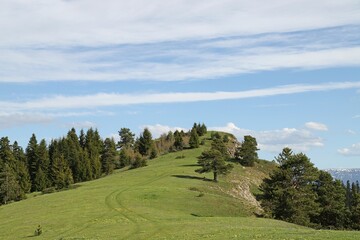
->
[1,136,360,239]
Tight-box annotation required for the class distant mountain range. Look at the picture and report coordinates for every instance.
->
[324,168,360,184]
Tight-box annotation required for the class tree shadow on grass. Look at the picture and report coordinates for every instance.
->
[172,174,213,182]
[181,164,200,167]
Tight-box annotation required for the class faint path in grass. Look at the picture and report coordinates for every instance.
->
[58,171,169,240]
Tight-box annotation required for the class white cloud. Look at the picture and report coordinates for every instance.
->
[1,45,360,83]
[0,81,359,111]
[210,122,324,153]
[354,115,360,119]
[338,143,360,156]
[0,2,359,83]
[0,112,53,129]
[305,122,328,131]
[1,0,359,47]
[141,124,187,138]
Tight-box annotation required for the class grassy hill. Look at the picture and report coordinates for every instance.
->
[0,132,359,239]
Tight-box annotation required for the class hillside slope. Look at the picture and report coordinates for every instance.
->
[0,133,359,239]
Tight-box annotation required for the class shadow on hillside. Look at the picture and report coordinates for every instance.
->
[181,164,200,167]
[172,174,213,182]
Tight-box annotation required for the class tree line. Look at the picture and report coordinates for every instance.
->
[259,147,360,230]
[0,123,208,205]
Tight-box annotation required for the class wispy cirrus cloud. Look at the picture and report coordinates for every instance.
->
[0,1,359,83]
[0,81,359,111]
[305,122,328,131]
[1,1,359,47]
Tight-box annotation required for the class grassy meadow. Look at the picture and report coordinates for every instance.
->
[0,135,359,239]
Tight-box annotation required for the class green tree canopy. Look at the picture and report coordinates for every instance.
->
[189,128,200,149]
[260,150,320,227]
[118,128,135,149]
[235,135,259,166]
[195,149,233,182]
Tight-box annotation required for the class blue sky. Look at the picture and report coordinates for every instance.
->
[1,0,360,169]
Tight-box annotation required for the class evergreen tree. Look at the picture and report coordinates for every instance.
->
[26,134,39,189]
[138,128,153,156]
[12,141,26,164]
[314,171,347,228]
[195,149,233,182]
[101,138,116,175]
[0,137,17,170]
[274,147,293,166]
[37,139,50,187]
[173,130,184,151]
[51,154,73,189]
[65,129,84,182]
[16,161,31,195]
[235,135,259,167]
[34,168,47,191]
[118,128,135,149]
[260,150,320,227]
[211,138,229,159]
[189,128,200,148]
[85,128,102,179]
[0,163,22,204]
[79,129,86,149]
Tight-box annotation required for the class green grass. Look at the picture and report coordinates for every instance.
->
[1,136,359,239]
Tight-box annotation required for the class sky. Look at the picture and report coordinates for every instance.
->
[0,0,360,169]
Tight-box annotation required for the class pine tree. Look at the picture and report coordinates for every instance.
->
[274,147,293,166]
[85,128,102,179]
[118,128,135,149]
[26,134,39,190]
[314,171,347,228]
[101,138,116,175]
[34,168,47,191]
[138,128,153,156]
[65,129,84,182]
[235,135,259,167]
[195,149,233,182]
[51,154,73,189]
[189,128,200,149]
[0,164,21,204]
[260,150,320,227]
[173,130,184,151]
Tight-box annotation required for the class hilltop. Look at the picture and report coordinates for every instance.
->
[0,132,359,239]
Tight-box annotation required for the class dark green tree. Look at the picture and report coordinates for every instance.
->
[314,171,347,228]
[235,135,259,167]
[65,129,84,182]
[0,163,22,204]
[189,128,200,148]
[118,128,135,149]
[50,154,73,189]
[85,128,102,179]
[211,138,229,159]
[173,130,184,151]
[34,168,47,191]
[26,134,39,189]
[275,147,293,166]
[101,138,116,175]
[137,128,153,156]
[195,149,233,182]
[260,151,319,227]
